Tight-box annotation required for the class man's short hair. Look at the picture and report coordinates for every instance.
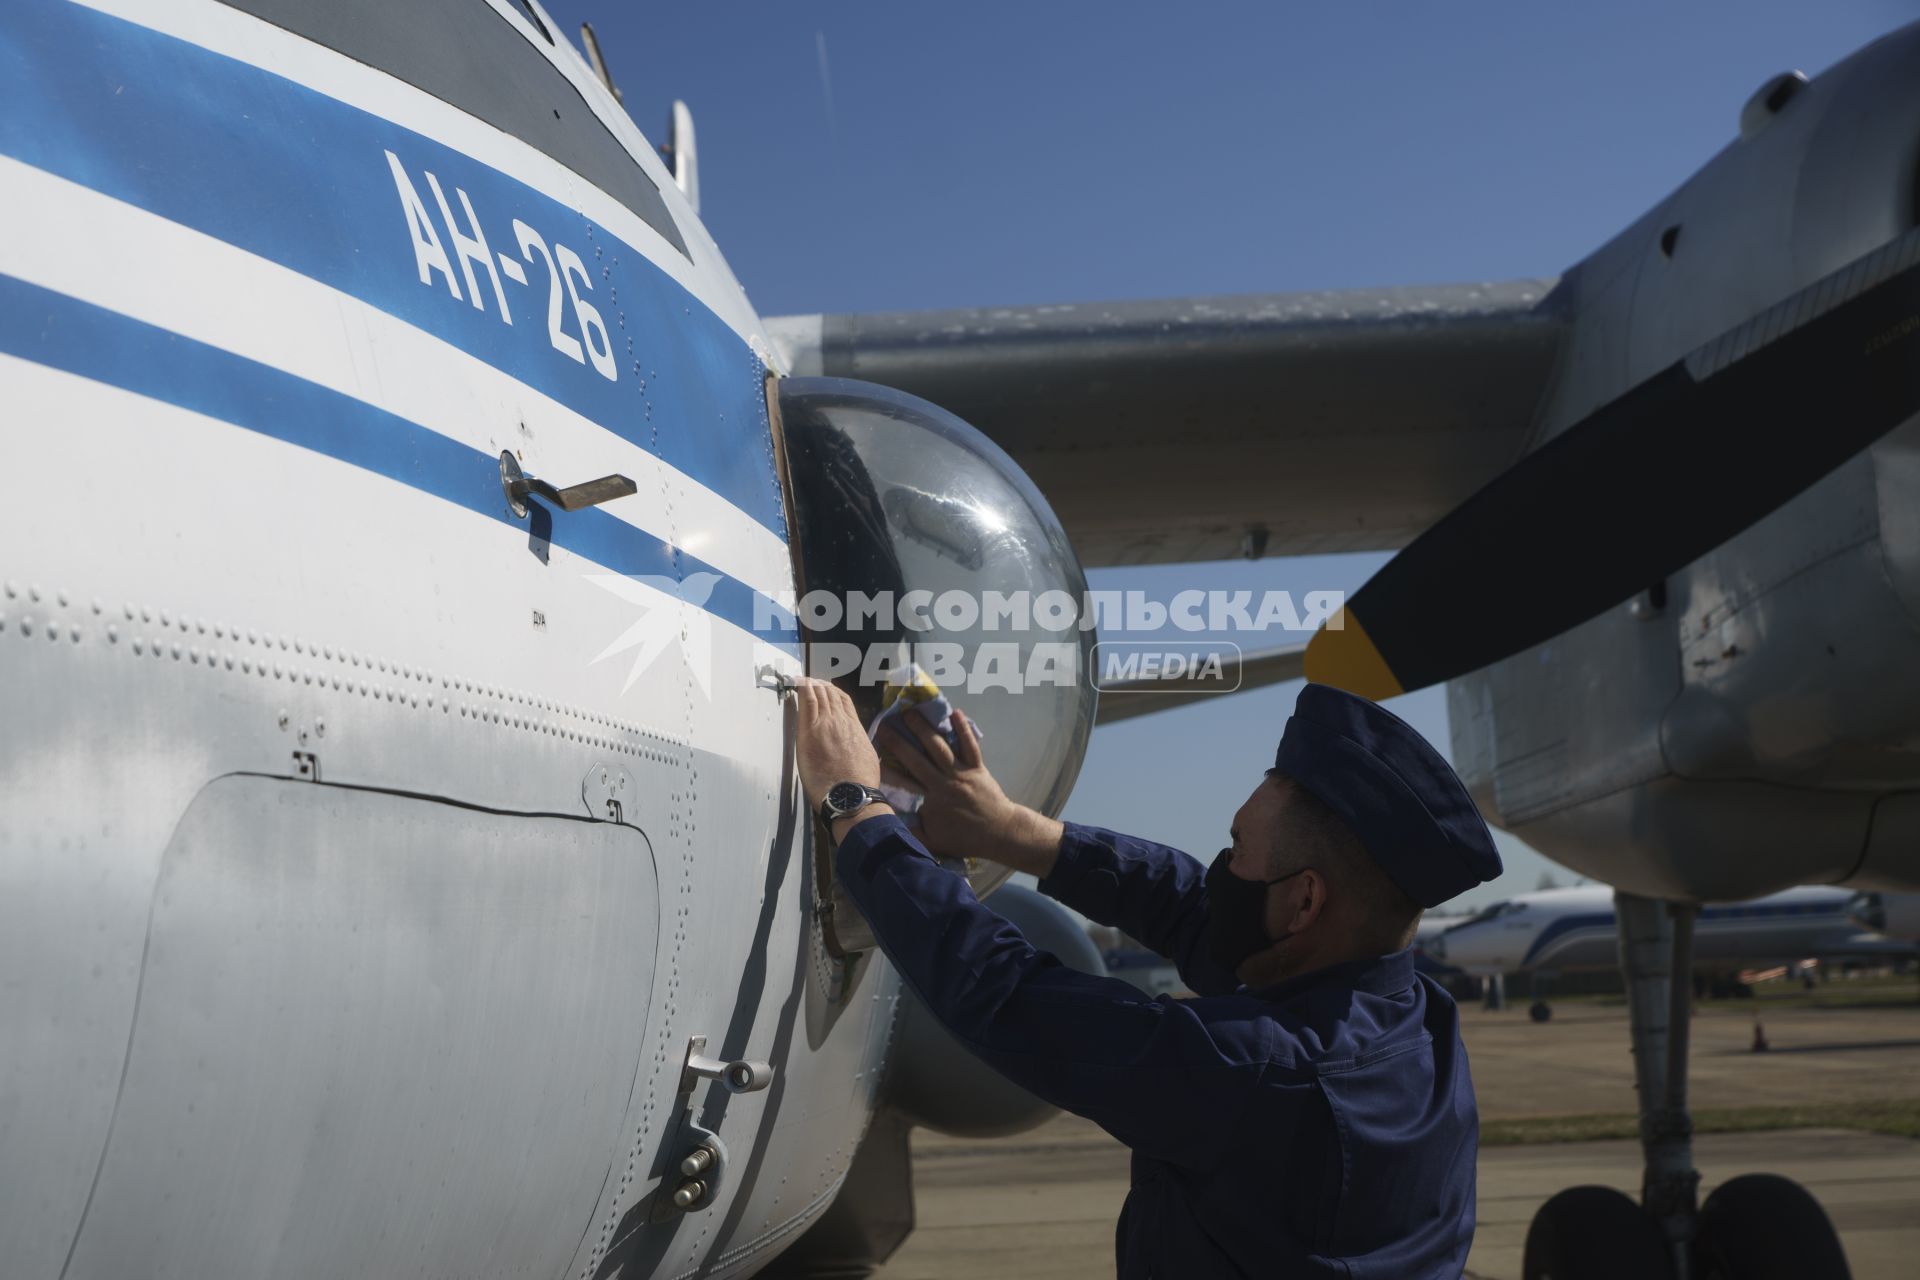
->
[1268,775,1423,952]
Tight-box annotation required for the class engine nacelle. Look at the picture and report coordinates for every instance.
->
[882,884,1107,1138]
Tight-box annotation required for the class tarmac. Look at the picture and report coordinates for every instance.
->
[872,993,1920,1279]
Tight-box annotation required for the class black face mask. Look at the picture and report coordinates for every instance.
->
[1203,848,1307,973]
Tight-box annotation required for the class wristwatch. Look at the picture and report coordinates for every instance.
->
[819,780,890,828]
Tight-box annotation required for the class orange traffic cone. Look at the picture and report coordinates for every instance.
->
[1751,1014,1770,1052]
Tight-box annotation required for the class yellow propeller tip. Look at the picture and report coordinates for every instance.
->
[1304,608,1405,701]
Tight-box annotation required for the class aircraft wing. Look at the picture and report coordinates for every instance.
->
[766,281,1565,567]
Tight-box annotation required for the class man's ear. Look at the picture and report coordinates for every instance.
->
[1287,868,1329,935]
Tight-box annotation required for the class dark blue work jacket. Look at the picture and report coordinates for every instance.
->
[835,816,1478,1279]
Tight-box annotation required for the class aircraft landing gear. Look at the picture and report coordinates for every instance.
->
[1695,1174,1851,1279]
[1528,969,1557,1023]
[1523,1186,1671,1278]
[1520,892,1850,1279]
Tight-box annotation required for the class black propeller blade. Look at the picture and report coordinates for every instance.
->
[1306,226,1920,698]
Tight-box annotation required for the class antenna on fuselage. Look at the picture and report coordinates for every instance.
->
[579,22,623,104]
[660,100,699,216]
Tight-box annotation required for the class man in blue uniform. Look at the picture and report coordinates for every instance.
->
[795,677,1502,1279]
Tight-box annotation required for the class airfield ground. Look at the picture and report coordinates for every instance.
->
[872,984,1920,1279]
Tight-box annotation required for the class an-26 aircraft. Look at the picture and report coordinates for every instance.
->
[3,3,1919,1279]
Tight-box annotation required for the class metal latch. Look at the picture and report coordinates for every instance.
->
[653,1036,774,1218]
[680,1035,774,1096]
[582,764,634,824]
[499,451,637,518]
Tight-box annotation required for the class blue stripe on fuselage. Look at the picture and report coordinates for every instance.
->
[1519,915,1612,969]
[0,1,787,539]
[0,272,798,651]
[1519,900,1848,968]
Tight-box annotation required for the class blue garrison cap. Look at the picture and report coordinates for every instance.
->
[1272,683,1502,908]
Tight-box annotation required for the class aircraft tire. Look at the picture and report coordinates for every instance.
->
[1529,1000,1553,1023]
[1521,1186,1674,1280]
[1696,1174,1850,1280]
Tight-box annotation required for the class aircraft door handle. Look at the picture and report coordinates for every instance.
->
[499,451,637,517]
[685,1050,774,1095]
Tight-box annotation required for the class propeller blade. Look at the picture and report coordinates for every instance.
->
[1306,225,1920,698]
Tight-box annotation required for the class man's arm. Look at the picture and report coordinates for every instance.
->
[793,678,1270,1164]
[835,811,1281,1167]
[876,704,1240,997]
[1039,823,1242,997]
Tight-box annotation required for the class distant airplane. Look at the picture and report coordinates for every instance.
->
[1427,884,1912,1018]
[1849,889,1920,940]
[1112,912,1516,995]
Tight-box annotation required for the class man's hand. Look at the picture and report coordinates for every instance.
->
[881,706,1064,878]
[794,677,883,814]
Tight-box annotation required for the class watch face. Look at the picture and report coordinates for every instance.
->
[827,781,868,815]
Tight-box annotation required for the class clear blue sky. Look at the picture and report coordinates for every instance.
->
[550,1,1910,907]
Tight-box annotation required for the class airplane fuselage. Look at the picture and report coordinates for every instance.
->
[1427,885,1909,976]
[0,3,893,1277]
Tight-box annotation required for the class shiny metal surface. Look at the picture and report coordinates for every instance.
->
[778,378,1097,936]
[66,777,660,1279]
[1,4,961,1276]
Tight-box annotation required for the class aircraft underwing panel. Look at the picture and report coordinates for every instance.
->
[64,776,661,1280]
